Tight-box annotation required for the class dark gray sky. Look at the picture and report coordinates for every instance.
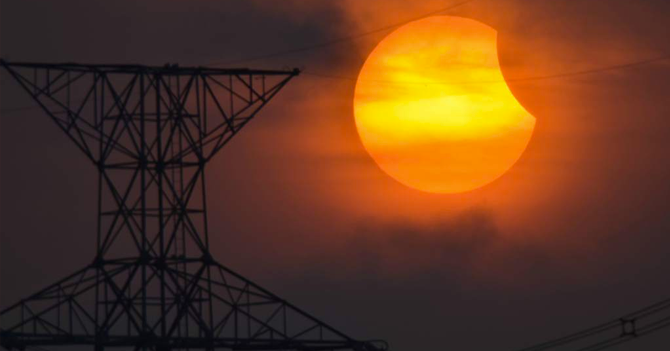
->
[3,0,670,350]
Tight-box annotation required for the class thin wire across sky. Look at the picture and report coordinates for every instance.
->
[2,0,669,113]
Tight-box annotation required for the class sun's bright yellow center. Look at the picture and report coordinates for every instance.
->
[354,16,535,194]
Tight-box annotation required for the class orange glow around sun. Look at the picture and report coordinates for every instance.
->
[354,16,536,194]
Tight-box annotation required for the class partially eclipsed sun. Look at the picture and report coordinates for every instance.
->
[354,16,535,194]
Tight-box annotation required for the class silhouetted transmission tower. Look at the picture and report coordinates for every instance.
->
[0,60,387,351]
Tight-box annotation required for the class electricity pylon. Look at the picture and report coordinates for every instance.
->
[0,60,387,351]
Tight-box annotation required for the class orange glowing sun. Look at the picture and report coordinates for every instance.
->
[354,16,535,194]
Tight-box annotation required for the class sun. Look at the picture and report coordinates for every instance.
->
[354,16,535,194]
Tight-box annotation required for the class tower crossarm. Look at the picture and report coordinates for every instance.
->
[0,59,299,166]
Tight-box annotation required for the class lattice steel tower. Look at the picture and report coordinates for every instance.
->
[0,60,387,351]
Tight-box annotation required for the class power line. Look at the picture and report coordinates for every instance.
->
[206,0,476,66]
[0,0,475,116]
[3,54,668,115]
[511,296,670,351]
[302,54,670,86]
[4,0,669,114]
[3,0,670,114]
[3,4,670,351]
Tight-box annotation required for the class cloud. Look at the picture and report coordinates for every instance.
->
[280,207,513,285]
[346,208,498,275]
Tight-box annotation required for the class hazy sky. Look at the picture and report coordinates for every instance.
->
[3,0,670,350]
